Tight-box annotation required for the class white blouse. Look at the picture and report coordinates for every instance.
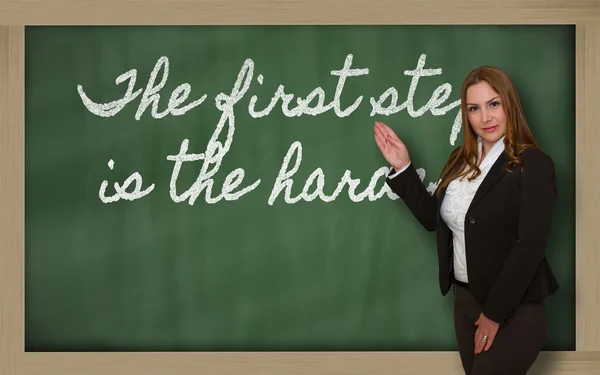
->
[389,135,506,283]
[440,135,506,283]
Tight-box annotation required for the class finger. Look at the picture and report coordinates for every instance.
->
[477,340,485,355]
[374,133,386,153]
[378,122,403,143]
[474,329,486,355]
[378,122,395,140]
[374,125,387,142]
[475,337,484,355]
[374,129,389,152]
[374,133,383,150]
[484,332,497,352]
[477,332,489,354]
[376,121,393,129]
[375,121,392,137]
[374,133,391,156]
[375,123,399,156]
[374,134,387,154]
[474,329,481,354]
[375,120,390,131]
[387,136,404,150]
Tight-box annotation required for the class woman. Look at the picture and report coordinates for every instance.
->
[374,66,559,375]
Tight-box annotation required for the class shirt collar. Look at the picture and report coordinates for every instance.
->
[477,134,506,166]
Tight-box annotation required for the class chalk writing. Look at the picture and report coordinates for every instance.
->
[98,159,155,203]
[80,53,460,204]
[78,56,207,120]
[370,54,460,118]
[249,54,369,118]
[166,58,261,205]
[268,141,399,205]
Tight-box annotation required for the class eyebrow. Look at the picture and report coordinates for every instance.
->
[466,96,500,106]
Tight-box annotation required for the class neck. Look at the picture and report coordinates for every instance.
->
[482,135,505,155]
[479,141,495,165]
[482,143,493,156]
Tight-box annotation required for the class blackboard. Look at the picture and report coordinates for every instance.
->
[24,25,575,351]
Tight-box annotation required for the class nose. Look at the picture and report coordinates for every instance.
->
[480,109,492,123]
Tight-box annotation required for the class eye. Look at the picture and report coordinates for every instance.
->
[468,106,478,112]
[489,100,500,108]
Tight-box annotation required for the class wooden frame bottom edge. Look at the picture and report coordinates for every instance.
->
[17,351,600,375]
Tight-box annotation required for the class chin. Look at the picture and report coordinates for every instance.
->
[481,134,503,143]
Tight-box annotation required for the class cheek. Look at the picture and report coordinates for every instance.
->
[467,112,479,126]
[496,109,507,123]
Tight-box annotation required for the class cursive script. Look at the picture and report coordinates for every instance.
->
[166,58,261,205]
[99,159,155,203]
[82,53,461,205]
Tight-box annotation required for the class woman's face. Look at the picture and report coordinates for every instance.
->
[465,81,507,151]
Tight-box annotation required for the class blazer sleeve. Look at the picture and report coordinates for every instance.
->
[481,148,558,324]
[385,163,438,232]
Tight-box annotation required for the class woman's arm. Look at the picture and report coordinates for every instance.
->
[385,163,438,232]
[373,121,440,232]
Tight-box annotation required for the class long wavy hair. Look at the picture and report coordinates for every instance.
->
[435,66,539,197]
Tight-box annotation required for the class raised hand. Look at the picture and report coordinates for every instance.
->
[373,121,411,171]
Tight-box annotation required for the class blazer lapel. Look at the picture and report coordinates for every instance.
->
[436,184,448,226]
[466,150,509,213]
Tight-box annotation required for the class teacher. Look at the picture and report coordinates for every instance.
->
[374,66,559,375]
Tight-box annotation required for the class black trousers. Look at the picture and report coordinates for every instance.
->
[454,283,546,375]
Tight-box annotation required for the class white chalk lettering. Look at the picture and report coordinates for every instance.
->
[98,159,155,203]
[370,54,461,118]
[248,54,369,118]
[449,107,463,146]
[329,54,370,117]
[78,70,142,118]
[78,56,207,120]
[84,52,463,206]
[268,141,402,205]
[167,59,260,205]
[166,140,261,205]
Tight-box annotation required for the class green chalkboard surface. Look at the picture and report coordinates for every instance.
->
[25,25,575,351]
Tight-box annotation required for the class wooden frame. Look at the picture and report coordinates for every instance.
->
[1,1,599,374]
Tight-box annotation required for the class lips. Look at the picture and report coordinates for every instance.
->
[483,125,498,133]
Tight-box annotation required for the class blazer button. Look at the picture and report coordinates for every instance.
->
[468,216,476,224]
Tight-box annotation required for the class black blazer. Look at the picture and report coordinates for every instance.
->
[386,146,559,326]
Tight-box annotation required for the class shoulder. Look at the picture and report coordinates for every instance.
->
[518,146,556,175]
[520,146,554,166]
